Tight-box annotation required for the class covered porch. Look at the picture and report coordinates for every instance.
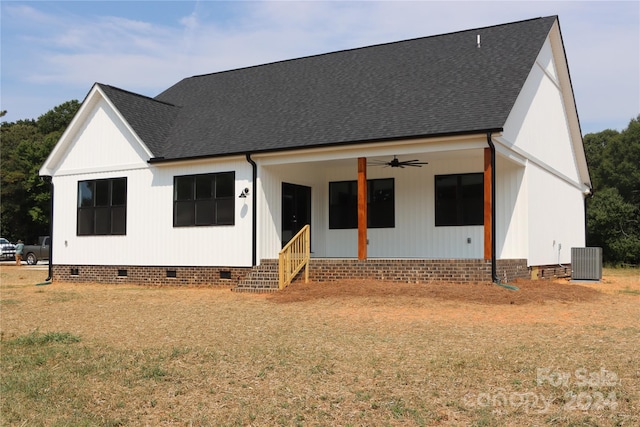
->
[254,134,526,262]
[238,134,532,291]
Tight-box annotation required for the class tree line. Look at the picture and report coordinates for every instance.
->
[1,101,80,244]
[584,116,640,265]
[1,103,639,264]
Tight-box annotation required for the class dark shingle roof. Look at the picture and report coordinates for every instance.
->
[98,84,180,155]
[107,16,558,161]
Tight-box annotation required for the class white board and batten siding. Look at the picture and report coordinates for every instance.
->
[494,157,528,261]
[256,150,487,260]
[499,32,587,266]
[46,24,588,270]
[502,38,581,184]
[525,163,585,266]
[51,97,151,174]
[256,162,328,261]
[48,97,255,268]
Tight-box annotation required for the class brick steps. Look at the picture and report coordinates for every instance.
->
[233,260,280,293]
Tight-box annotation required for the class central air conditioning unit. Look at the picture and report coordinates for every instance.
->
[571,247,602,281]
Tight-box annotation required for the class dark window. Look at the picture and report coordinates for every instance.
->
[173,172,235,227]
[435,173,484,226]
[329,178,394,229]
[329,181,357,229]
[368,178,395,228]
[77,178,127,235]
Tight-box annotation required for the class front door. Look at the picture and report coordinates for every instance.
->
[282,182,311,247]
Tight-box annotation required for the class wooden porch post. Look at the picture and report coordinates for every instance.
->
[358,157,367,260]
[483,148,492,260]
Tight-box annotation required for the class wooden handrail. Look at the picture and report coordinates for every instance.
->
[278,224,310,289]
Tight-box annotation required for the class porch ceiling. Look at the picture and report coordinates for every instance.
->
[261,147,487,169]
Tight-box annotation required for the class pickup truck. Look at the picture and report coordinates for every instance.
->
[0,238,16,260]
[24,236,50,265]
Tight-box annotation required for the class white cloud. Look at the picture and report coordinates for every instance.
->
[2,4,56,26]
[1,1,638,133]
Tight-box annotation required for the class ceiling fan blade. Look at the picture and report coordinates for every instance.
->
[369,157,427,167]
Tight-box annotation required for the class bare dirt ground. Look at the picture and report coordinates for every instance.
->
[1,265,639,426]
[266,272,638,330]
[270,276,603,304]
[1,265,637,349]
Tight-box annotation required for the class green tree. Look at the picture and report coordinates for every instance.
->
[587,187,640,264]
[0,101,79,243]
[583,128,619,190]
[585,116,640,265]
[37,100,80,136]
[602,117,640,206]
[1,120,40,241]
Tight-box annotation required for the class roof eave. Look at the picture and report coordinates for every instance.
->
[147,127,504,165]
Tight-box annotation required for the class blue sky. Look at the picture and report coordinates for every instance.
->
[1,1,638,135]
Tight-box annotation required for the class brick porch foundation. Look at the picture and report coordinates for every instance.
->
[308,258,529,284]
[52,258,530,287]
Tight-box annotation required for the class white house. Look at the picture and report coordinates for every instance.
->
[40,16,591,289]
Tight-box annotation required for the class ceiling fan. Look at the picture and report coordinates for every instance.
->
[368,155,429,168]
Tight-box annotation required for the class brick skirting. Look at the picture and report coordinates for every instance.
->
[52,265,252,287]
[52,258,529,287]
[308,258,529,284]
[496,259,532,282]
[531,264,572,280]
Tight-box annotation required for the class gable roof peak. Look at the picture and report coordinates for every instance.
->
[173,15,558,85]
[151,15,559,160]
[95,83,181,156]
[96,83,176,108]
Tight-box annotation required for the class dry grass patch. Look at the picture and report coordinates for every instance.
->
[1,265,638,426]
